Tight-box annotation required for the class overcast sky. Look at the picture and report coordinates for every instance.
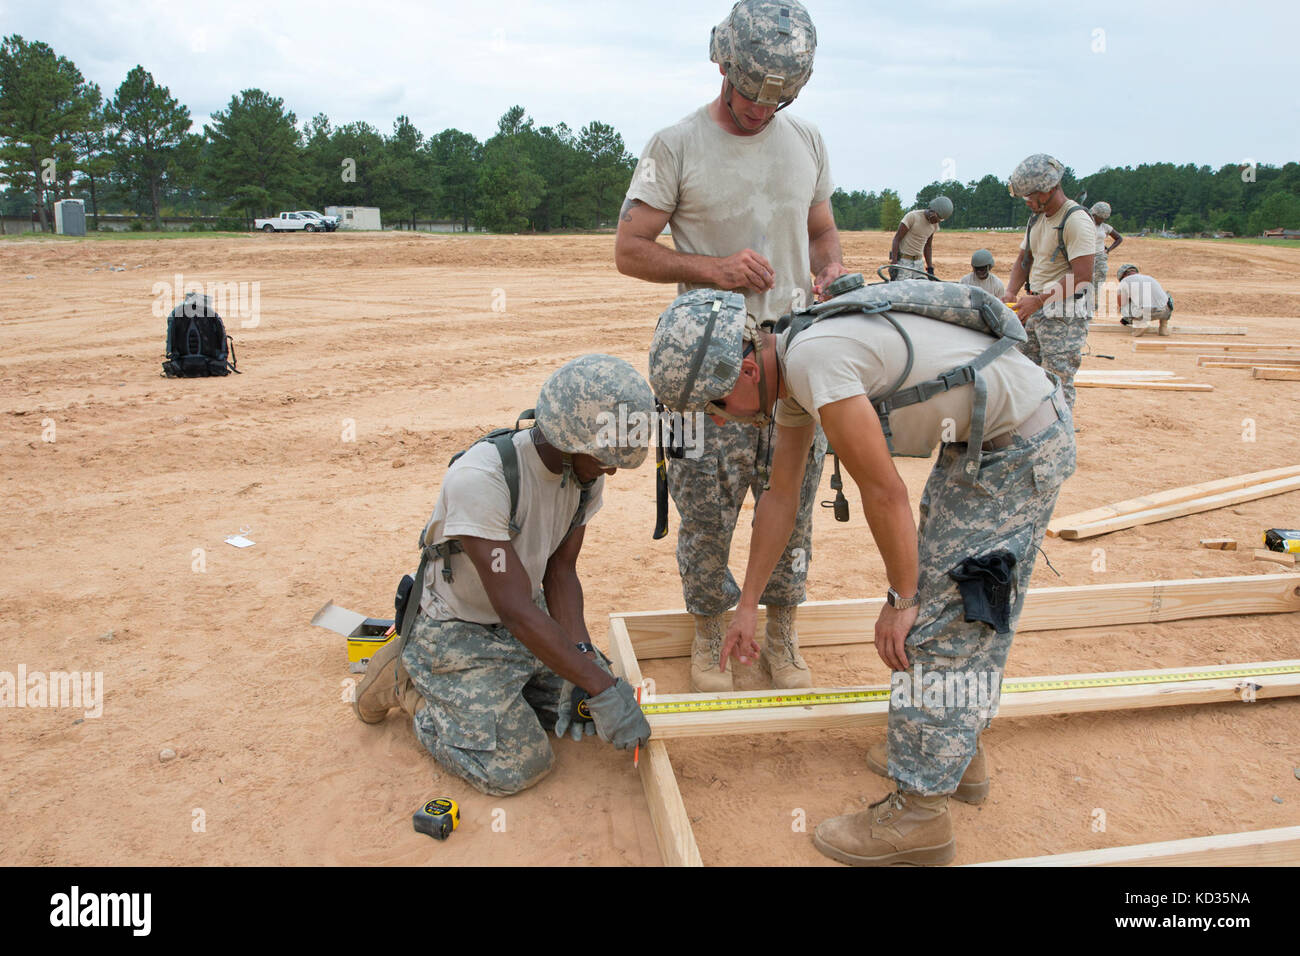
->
[7,0,1298,203]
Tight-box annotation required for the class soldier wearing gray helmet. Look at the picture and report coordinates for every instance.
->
[1116,263,1174,336]
[960,249,1006,298]
[353,355,654,796]
[1089,202,1124,296]
[889,196,953,280]
[1005,154,1095,410]
[615,0,847,694]
[649,285,1075,865]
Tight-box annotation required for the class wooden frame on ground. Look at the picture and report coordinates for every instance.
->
[607,574,1300,867]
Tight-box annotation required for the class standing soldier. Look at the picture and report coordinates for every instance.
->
[1005,154,1095,410]
[889,196,952,280]
[1089,202,1124,300]
[959,249,1006,298]
[615,0,848,692]
[648,284,1075,865]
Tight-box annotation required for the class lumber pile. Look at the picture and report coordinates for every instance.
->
[1047,466,1300,540]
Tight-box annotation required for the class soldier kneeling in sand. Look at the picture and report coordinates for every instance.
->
[353,355,653,796]
[1116,263,1175,337]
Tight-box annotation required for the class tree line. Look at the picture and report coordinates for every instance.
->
[836,163,1300,236]
[3,33,1297,235]
[0,35,636,232]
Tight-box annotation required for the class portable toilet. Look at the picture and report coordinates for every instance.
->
[55,199,87,236]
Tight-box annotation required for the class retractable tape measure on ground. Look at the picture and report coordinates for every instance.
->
[638,663,1300,716]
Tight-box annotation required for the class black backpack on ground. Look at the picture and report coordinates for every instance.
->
[162,293,239,377]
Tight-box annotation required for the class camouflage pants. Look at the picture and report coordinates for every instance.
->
[1018,299,1092,409]
[892,256,927,281]
[666,416,826,616]
[1092,252,1108,295]
[887,392,1076,796]
[401,612,563,797]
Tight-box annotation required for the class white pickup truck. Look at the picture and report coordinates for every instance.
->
[295,210,339,231]
[254,212,324,233]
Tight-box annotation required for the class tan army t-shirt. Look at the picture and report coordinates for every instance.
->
[1019,201,1094,292]
[1094,221,1115,255]
[773,313,1054,458]
[419,430,604,625]
[960,271,1007,298]
[898,209,938,259]
[626,106,833,322]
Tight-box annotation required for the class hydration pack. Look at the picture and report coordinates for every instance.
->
[779,276,1027,477]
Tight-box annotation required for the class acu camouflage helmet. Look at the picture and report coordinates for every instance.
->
[649,289,754,415]
[1008,153,1065,197]
[1090,201,1112,220]
[929,195,954,220]
[971,248,995,269]
[535,354,655,470]
[710,0,817,107]
[1116,263,1139,279]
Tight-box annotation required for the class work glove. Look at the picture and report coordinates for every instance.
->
[554,646,613,741]
[585,678,651,751]
[926,265,936,277]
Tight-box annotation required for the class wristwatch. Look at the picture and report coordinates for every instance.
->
[886,587,919,610]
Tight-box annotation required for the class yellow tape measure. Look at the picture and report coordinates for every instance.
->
[639,663,1300,715]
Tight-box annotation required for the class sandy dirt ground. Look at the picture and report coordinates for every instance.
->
[2,230,1298,867]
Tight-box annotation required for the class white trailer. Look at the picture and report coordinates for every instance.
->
[324,206,382,231]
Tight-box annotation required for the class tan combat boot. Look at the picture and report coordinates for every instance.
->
[865,736,990,805]
[353,637,423,723]
[814,790,955,866]
[760,604,812,689]
[1158,316,1171,336]
[690,613,733,693]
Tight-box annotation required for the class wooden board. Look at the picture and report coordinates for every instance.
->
[1199,538,1236,550]
[1054,475,1300,540]
[1254,367,1300,381]
[1198,355,1300,368]
[614,574,1300,660]
[605,616,702,868]
[1076,369,1178,379]
[969,826,1300,867]
[641,661,1300,740]
[1255,549,1296,566]
[1075,381,1211,391]
[1090,324,1246,335]
[1136,341,1300,353]
[1047,465,1300,534]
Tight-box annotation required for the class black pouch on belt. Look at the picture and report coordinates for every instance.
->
[948,550,1017,634]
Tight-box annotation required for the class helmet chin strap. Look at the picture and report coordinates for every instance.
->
[723,80,790,134]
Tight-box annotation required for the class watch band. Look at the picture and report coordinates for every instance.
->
[887,587,919,610]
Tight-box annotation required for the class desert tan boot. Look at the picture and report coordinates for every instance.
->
[759,604,812,689]
[866,737,989,805]
[814,791,954,866]
[353,637,423,723]
[1158,317,1171,336]
[690,613,733,693]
